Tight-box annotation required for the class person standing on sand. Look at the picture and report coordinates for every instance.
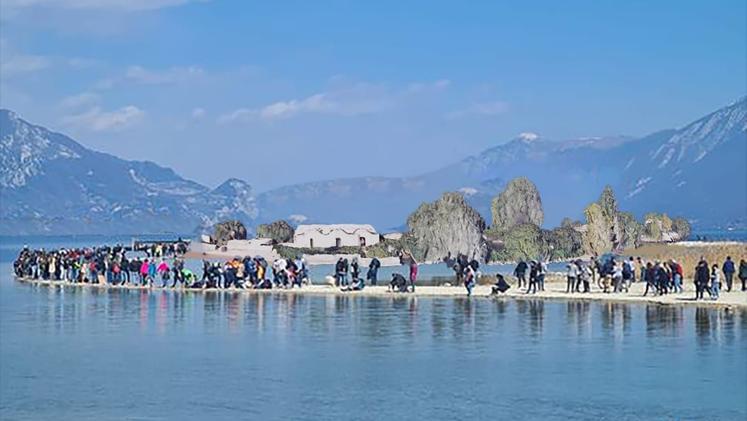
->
[140,259,150,286]
[566,262,577,293]
[335,258,345,287]
[722,256,735,292]
[537,260,547,291]
[526,261,538,294]
[670,260,683,293]
[710,264,720,300]
[405,251,418,293]
[367,257,380,286]
[694,260,710,300]
[579,261,592,293]
[148,259,157,287]
[514,260,528,289]
[739,259,747,292]
[464,264,476,296]
[351,257,360,283]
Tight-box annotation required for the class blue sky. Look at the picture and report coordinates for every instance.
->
[1,0,745,190]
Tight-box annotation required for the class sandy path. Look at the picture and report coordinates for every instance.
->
[15,277,746,308]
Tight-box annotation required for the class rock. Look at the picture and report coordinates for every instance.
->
[490,177,544,233]
[618,211,643,249]
[582,186,640,254]
[256,220,295,243]
[406,192,487,262]
[671,217,691,240]
[212,220,248,245]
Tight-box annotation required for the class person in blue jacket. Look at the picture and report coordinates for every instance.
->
[722,256,735,292]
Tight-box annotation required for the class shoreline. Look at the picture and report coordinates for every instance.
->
[14,276,747,309]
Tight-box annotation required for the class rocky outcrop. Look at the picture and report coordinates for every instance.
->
[213,220,248,245]
[256,220,295,243]
[582,186,641,254]
[671,217,692,240]
[490,177,544,233]
[406,192,487,262]
[643,213,691,242]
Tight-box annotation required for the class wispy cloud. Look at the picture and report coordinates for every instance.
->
[125,65,204,84]
[0,53,50,78]
[219,79,449,124]
[62,105,145,131]
[446,100,509,119]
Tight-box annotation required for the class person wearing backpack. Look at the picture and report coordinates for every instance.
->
[367,257,381,286]
[464,264,476,297]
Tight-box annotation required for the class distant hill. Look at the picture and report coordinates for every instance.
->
[256,97,746,230]
[1,98,744,235]
[0,110,257,235]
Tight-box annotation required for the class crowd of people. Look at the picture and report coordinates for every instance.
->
[507,254,747,301]
[12,243,192,286]
[13,244,747,301]
[193,256,311,289]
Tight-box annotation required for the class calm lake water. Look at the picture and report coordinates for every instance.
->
[1,237,746,420]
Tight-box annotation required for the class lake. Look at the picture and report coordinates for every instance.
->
[1,237,746,420]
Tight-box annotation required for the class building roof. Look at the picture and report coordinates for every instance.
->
[295,224,378,237]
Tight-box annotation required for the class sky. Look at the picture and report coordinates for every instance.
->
[1,0,745,191]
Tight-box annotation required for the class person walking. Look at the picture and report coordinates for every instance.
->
[722,256,735,292]
[739,259,747,292]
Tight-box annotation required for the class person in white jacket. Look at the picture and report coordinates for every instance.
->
[566,263,578,293]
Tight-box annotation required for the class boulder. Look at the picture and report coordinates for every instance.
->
[406,192,487,262]
[490,177,544,233]
[256,220,295,243]
[582,186,641,254]
[212,220,248,246]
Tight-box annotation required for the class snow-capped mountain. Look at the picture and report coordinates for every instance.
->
[255,98,745,230]
[1,97,744,235]
[0,110,257,235]
[617,97,747,225]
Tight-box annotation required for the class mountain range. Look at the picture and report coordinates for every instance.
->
[0,98,744,236]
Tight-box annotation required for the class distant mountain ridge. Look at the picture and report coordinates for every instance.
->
[255,98,746,230]
[1,98,744,235]
[0,110,257,235]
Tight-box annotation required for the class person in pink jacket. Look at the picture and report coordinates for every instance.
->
[140,259,150,286]
[157,259,170,287]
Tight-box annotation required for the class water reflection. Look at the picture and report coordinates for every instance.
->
[18,285,746,353]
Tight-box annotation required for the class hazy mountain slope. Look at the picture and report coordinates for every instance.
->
[618,98,747,225]
[2,97,743,235]
[0,110,257,235]
[257,99,745,230]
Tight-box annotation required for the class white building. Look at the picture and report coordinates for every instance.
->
[291,224,380,249]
